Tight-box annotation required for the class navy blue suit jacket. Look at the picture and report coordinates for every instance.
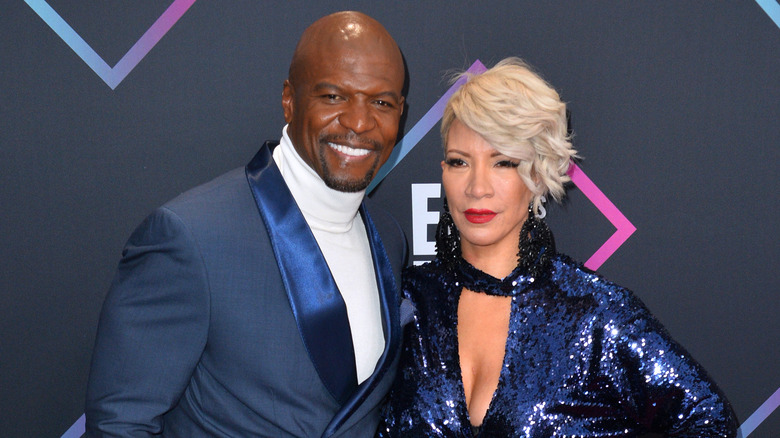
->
[86,142,407,437]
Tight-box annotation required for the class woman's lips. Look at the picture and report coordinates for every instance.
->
[464,209,497,224]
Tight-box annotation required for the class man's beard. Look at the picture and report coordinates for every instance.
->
[318,133,383,192]
[319,151,380,192]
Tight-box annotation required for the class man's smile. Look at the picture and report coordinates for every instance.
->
[328,142,372,157]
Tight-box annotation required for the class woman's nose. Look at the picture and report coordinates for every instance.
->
[466,165,493,198]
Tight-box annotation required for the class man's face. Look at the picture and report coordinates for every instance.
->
[282,43,404,192]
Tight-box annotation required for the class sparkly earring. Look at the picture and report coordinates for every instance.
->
[435,198,461,267]
[517,199,555,277]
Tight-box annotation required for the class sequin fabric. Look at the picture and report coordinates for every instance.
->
[377,254,738,437]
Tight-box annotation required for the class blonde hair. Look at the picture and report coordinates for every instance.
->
[441,57,577,214]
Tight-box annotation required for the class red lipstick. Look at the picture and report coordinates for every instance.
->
[464,209,496,224]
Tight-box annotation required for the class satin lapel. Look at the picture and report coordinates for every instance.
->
[322,203,401,437]
[245,143,358,405]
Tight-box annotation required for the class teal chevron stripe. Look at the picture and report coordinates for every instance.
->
[756,0,780,28]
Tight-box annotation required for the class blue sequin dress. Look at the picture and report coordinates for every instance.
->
[378,252,738,437]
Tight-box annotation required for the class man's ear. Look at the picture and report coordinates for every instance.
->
[281,80,294,123]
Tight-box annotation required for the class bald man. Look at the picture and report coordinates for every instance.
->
[86,11,407,437]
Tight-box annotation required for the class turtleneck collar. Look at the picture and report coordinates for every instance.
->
[273,125,365,233]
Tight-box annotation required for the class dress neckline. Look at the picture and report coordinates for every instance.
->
[446,214,556,298]
[455,258,536,297]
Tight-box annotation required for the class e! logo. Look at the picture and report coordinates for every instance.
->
[411,183,441,265]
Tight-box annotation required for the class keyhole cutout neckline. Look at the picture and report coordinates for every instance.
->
[457,288,512,428]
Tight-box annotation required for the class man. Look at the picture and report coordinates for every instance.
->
[86,11,407,437]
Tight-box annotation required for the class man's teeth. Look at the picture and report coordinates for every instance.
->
[328,142,370,157]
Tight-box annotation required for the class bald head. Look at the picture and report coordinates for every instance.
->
[288,11,404,88]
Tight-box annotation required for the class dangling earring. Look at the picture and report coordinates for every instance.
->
[435,198,461,267]
[535,195,547,220]
[517,197,555,277]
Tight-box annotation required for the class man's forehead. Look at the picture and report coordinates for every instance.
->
[300,46,402,82]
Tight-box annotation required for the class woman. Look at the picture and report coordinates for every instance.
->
[378,58,737,437]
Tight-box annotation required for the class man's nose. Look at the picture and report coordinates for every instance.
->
[338,100,376,134]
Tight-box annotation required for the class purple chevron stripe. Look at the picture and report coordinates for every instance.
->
[25,0,196,89]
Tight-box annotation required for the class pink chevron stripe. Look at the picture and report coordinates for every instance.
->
[111,0,196,88]
[567,162,636,270]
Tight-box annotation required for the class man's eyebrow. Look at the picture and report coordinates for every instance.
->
[373,91,402,102]
[312,82,341,92]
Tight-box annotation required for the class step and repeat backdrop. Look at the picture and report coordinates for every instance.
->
[2,1,778,436]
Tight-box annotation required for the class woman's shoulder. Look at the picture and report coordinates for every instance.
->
[401,259,452,299]
[548,253,646,312]
[402,258,446,279]
[547,253,670,343]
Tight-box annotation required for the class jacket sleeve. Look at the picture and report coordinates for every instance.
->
[604,290,739,437]
[85,207,210,437]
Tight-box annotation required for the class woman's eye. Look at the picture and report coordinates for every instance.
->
[496,160,520,168]
[445,158,466,167]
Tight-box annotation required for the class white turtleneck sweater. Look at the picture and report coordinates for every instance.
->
[272,126,384,384]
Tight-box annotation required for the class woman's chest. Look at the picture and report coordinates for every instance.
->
[413,290,627,436]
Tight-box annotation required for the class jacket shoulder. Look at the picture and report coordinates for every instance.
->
[163,167,249,214]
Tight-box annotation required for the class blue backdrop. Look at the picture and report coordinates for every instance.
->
[2,2,778,436]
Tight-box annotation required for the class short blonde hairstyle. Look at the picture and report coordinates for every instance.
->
[441,57,577,214]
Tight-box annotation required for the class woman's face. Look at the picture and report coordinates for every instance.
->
[442,120,533,258]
